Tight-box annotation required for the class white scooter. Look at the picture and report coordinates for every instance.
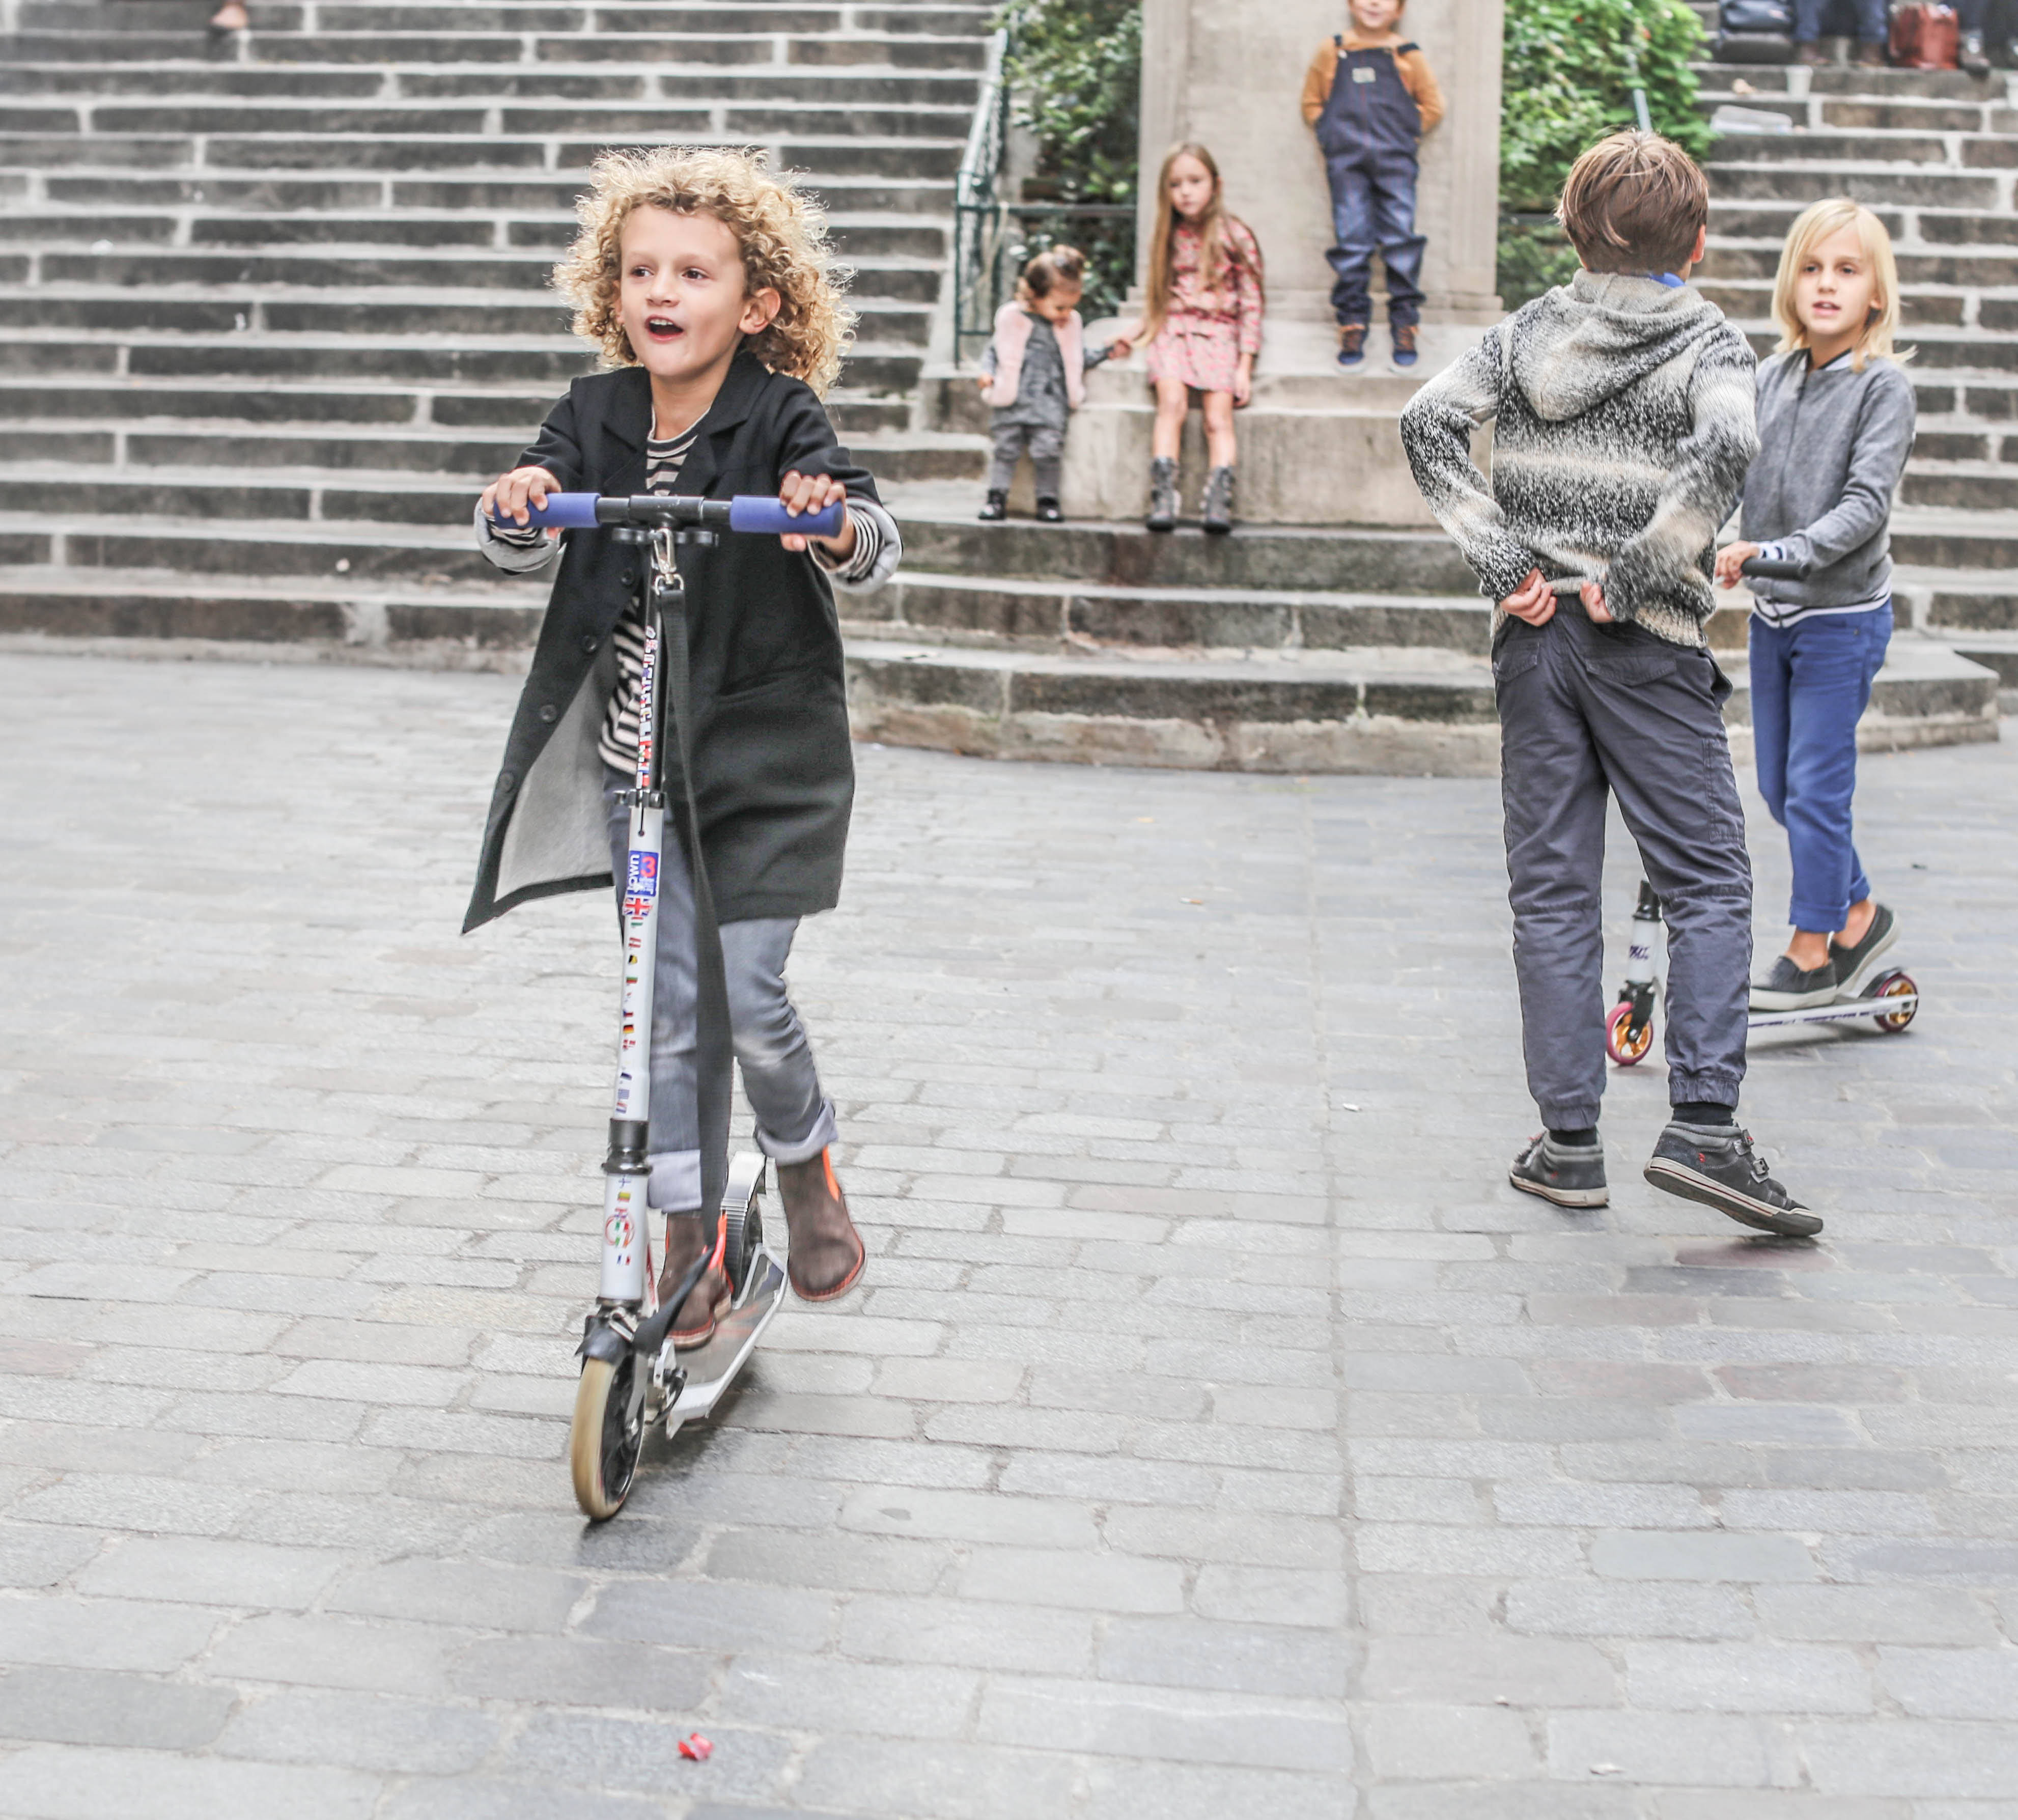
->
[496,488,842,1520]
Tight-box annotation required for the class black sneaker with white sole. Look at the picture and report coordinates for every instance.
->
[1750,953,1838,1011]
[1509,1132,1608,1207]
[1644,1121,1821,1237]
[1829,902,1897,992]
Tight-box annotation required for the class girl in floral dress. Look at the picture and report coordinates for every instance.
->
[1113,143,1265,534]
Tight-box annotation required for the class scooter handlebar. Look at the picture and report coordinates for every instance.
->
[1739,556,1811,580]
[492,492,846,539]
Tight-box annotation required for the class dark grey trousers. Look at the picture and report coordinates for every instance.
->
[1493,606,1752,1130]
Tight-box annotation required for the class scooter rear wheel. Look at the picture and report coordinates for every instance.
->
[1606,1000,1655,1067]
[570,1353,641,1520]
[1868,969,1918,1033]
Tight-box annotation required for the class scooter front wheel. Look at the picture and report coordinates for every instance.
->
[570,1353,641,1520]
[1606,1000,1655,1067]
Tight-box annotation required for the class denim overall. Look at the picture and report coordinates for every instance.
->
[1314,35,1427,329]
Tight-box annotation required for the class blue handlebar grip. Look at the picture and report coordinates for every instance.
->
[727,494,846,539]
[494,492,601,529]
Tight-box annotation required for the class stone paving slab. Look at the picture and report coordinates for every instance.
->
[0,652,2014,1816]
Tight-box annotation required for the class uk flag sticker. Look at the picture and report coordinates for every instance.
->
[623,850,658,920]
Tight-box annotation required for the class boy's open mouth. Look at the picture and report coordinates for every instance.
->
[643,315,684,342]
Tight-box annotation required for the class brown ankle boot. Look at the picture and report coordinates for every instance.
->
[774,1149,865,1301]
[657,1213,730,1347]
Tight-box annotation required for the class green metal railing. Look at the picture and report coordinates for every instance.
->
[951,30,1137,361]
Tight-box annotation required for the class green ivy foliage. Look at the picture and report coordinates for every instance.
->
[1498,0,1711,304]
[998,0,1142,207]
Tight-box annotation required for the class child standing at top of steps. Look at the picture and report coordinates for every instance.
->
[1110,143,1265,537]
[975,245,1119,524]
[1301,0,1444,372]
[466,146,901,1346]
[1715,199,1915,1017]
[1402,130,1820,1240]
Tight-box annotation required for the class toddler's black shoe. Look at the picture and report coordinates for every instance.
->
[1644,1121,1821,1237]
[1035,496,1064,523]
[977,489,1007,521]
[1509,1132,1608,1207]
[1750,953,1837,1011]
[1829,902,1896,991]
[1337,324,1367,368]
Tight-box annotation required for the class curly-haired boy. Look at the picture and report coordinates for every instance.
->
[1402,131,1817,1239]
[467,147,900,1341]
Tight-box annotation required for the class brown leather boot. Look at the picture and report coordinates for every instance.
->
[774,1149,865,1301]
[658,1213,730,1348]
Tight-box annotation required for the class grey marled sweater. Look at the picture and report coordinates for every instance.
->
[1399,270,1760,647]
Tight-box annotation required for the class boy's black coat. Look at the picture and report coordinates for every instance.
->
[463,353,871,933]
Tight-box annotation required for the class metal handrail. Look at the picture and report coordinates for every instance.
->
[951,29,1012,365]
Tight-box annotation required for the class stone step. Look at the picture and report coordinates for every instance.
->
[0,407,983,479]
[31,172,954,213]
[1712,201,2018,247]
[1901,462,2018,510]
[1892,506,2018,569]
[1704,161,2004,207]
[1697,62,2013,98]
[891,509,1481,597]
[0,287,934,353]
[0,133,968,179]
[0,93,979,131]
[1707,242,2018,286]
[863,572,1497,656]
[0,247,943,303]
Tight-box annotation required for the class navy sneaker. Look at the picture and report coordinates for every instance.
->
[1391,323,1419,368]
[1644,1121,1821,1237]
[1509,1132,1609,1207]
[1829,902,1897,992]
[1337,325,1367,368]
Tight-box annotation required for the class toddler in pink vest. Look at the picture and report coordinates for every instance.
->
[976,245,1117,522]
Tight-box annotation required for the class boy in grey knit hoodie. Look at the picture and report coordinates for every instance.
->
[1401,131,1816,1238]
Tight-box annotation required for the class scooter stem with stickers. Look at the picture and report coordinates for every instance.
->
[490,490,844,1520]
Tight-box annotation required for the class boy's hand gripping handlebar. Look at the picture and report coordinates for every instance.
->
[492,492,847,540]
[1544,554,1812,599]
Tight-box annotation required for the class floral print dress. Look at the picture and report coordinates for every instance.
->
[1144,217,1265,394]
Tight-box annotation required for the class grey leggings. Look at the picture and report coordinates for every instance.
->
[989,416,1064,498]
[603,771,837,1212]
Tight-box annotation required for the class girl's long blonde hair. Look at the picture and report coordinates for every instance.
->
[1141,142,1256,338]
[1771,197,1907,372]
[553,145,853,395]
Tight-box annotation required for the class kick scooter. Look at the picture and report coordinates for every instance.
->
[495,487,844,1520]
[1605,877,1918,1065]
[1536,561,1923,1068]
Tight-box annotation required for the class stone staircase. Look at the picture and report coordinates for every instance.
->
[0,0,990,657]
[1695,60,2018,710]
[851,59,2009,770]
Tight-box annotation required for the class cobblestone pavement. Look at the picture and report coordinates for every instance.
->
[1,652,2015,1819]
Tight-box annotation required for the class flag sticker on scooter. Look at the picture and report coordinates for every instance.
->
[623,849,658,919]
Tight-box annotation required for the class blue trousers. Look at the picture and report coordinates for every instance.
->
[1325,154,1425,329]
[1794,0,1887,40]
[1747,604,1891,934]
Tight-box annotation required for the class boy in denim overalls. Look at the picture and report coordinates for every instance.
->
[1301,0,1444,370]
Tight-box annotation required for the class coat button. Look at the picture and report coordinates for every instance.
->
[498,769,517,792]
[537,703,559,724]
[580,634,599,654]
[619,568,636,586]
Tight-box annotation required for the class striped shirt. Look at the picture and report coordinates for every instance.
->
[484,415,895,775]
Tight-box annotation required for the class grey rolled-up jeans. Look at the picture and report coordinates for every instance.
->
[1493,606,1752,1131]
[603,770,838,1212]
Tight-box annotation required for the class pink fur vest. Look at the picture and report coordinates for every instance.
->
[982,302,1087,409]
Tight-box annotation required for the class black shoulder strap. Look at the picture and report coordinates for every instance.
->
[1397,40,1420,52]
[1333,32,1343,48]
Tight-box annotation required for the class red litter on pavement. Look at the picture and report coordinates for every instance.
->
[679,1733,713,1761]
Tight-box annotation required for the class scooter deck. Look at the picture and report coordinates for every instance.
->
[662,1244,788,1435]
[1749,989,1917,1031]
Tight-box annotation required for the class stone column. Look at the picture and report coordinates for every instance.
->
[1135,0,1503,323]
[1057,0,1503,525]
